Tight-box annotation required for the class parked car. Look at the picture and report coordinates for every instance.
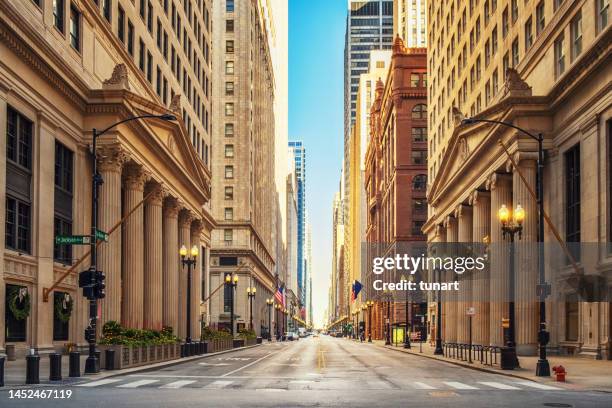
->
[284,331,299,341]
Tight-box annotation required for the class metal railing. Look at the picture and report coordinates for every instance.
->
[443,343,501,366]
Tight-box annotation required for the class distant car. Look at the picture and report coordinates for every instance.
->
[285,331,299,341]
[312,333,319,338]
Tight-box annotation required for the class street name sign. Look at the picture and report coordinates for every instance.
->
[55,235,91,245]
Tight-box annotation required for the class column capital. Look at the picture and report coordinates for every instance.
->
[505,151,538,172]
[454,203,472,218]
[434,224,446,240]
[485,172,512,191]
[163,196,180,218]
[443,215,455,228]
[191,219,204,236]
[469,190,490,206]
[179,209,195,227]
[123,164,147,191]
[145,184,165,206]
[98,144,128,173]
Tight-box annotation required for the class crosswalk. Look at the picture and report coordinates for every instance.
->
[76,377,566,392]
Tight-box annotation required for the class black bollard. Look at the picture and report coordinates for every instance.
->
[49,353,62,381]
[69,351,80,377]
[105,350,116,370]
[0,355,5,387]
[25,353,40,385]
[180,344,186,357]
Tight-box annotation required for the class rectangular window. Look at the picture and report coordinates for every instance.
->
[225,61,234,74]
[485,40,491,65]
[156,66,161,95]
[5,284,27,341]
[53,0,65,32]
[139,39,145,71]
[225,103,234,116]
[598,0,609,32]
[147,1,153,32]
[511,0,518,23]
[536,1,545,35]
[565,294,579,341]
[102,0,111,22]
[554,35,565,77]
[410,73,420,87]
[225,81,234,95]
[502,7,509,38]
[226,19,234,32]
[5,197,31,253]
[127,20,134,55]
[224,144,234,158]
[492,69,499,94]
[6,107,32,169]
[225,165,234,179]
[224,186,234,200]
[565,144,581,249]
[140,0,146,19]
[147,51,153,82]
[225,123,234,136]
[570,11,582,61]
[525,17,533,49]
[224,229,233,242]
[492,26,498,55]
[117,5,125,42]
[412,127,426,142]
[157,18,162,48]
[53,292,70,341]
[512,37,519,67]
[226,40,234,53]
[69,4,80,51]
[223,280,232,312]
[224,207,233,220]
[226,0,234,12]
[163,77,168,105]
[411,151,427,165]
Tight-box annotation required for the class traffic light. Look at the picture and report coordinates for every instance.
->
[78,270,96,300]
[94,271,106,299]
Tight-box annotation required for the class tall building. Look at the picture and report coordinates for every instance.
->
[1,0,213,354]
[393,0,428,47]
[329,190,345,324]
[288,141,306,310]
[423,0,611,358]
[210,0,277,337]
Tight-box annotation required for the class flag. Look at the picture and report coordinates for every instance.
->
[274,286,283,305]
[351,280,363,302]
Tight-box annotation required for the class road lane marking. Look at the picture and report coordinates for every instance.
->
[117,379,160,388]
[514,381,563,390]
[444,381,479,390]
[159,380,197,389]
[220,352,275,377]
[77,379,122,387]
[199,362,231,366]
[367,380,392,389]
[203,380,234,389]
[478,382,521,390]
[412,382,437,390]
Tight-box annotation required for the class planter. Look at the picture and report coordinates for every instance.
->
[233,339,245,348]
[98,343,181,370]
[6,345,16,361]
[202,338,233,353]
[256,337,263,344]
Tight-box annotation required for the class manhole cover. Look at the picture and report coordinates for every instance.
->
[543,404,572,408]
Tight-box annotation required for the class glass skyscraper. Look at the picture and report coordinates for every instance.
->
[288,141,306,309]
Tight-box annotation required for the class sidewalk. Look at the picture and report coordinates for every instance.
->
[362,338,612,392]
[2,344,262,387]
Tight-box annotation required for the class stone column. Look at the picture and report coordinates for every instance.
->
[178,209,193,339]
[513,158,539,355]
[121,164,146,329]
[97,146,126,325]
[487,173,512,346]
[456,204,473,344]
[190,221,203,339]
[470,190,491,346]
[143,184,164,330]
[432,224,446,343]
[162,197,180,334]
[443,216,458,343]
[0,85,6,352]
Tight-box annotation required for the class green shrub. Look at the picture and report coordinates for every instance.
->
[238,328,256,340]
[201,326,232,340]
[99,322,180,346]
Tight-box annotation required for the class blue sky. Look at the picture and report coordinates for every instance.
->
[289,0,346,327]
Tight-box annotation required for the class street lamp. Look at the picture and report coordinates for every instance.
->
[274,303,281,340]
[461,116,550,376]
[84,113,176,374]
[367,300,374,342]
[247,286,256,331]
[434,267,444,355]
[400,275,411,349]
[180,245,199,343]
[499,204,524,369]
[266,298,273,341]
[224,273,239,337]
[361,304,367,342]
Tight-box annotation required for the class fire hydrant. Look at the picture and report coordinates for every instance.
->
[552,365,566,382]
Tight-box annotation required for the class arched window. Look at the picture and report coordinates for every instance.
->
[412,104,427,119]
[413,174,427,191]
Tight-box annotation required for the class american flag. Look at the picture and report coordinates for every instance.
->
[274,286,284,306]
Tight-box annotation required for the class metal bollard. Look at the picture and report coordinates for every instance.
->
[105,350,116,370]
[180,344,186,357]
[0,355,5,387]
[49,353,62,381]
[69,351,80,377]
[25,353,40,385]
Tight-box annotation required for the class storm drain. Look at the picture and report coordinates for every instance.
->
[542,403,573,408]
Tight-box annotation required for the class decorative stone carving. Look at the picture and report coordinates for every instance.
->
[392,34,407,55]
[163,196,181,217]
[123,164,147,191]
[178,208,195,227]
[501,68,532,97]
[452,106,465,126]
[97,145,128,173]
[458,137,469,161]
[102,63,130,90]
[169,94,181,114]
[145,184,165,206]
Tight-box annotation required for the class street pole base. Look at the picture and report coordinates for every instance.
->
[535,359,551,377]
[385,340,391,346]
[368,338,372,343]
[434,342,443,355]
[403,343,411,349]
[84,356,99,374]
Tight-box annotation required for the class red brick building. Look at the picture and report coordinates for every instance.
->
[364,36,427,341]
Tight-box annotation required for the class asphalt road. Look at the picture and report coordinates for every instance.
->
[1,336,609,408]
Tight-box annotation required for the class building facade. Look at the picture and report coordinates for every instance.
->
[288,140,306,312]
[363,37,428,340]
[424,0,611,358]
[209,0,277,337]
[393,0,428,47]
[1,0,213,355]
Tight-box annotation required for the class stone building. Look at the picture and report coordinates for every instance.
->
[1,0,213,355]
[363,37,428,341]
[209,0,277,337]
[424,0,611,358]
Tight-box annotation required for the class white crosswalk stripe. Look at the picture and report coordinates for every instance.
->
[77,379,122,387]
[444,381,480,390]
[159,380,197,389]
[203,380,234,389]
[478,382,521,390]
[117,379,160,388]
[514,381,563,390]
[412,381,437,389]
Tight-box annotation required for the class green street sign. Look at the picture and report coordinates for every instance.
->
[55,235,91,245]
[96,229,109,242]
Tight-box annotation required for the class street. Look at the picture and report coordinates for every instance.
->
[1,336,609,408]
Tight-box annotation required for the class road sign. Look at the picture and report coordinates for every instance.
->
[466,307,475,315]
[55,235,91,245]
[96,230,109,242]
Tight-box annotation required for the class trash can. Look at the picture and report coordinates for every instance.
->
[105,349,116,370]
[69,352,80,377]
[500,347,516,370]
[0,355,5,387]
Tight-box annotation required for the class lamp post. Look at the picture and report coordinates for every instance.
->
[84,113,176,374]
[499,203,525,369]
[367,300,374,342]
[434,267,444,355]
[180,245,199,343]
[266,298,273,341]
[385,293,391,346]
[274,303,281,340]
[247,286,256,331]
[401,275,411,349]
[224,273,239,337]
[461,116,549,376]
[361,304,367,342]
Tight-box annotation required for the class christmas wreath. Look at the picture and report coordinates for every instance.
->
[8,286,30,320]
[54,293,74,323]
